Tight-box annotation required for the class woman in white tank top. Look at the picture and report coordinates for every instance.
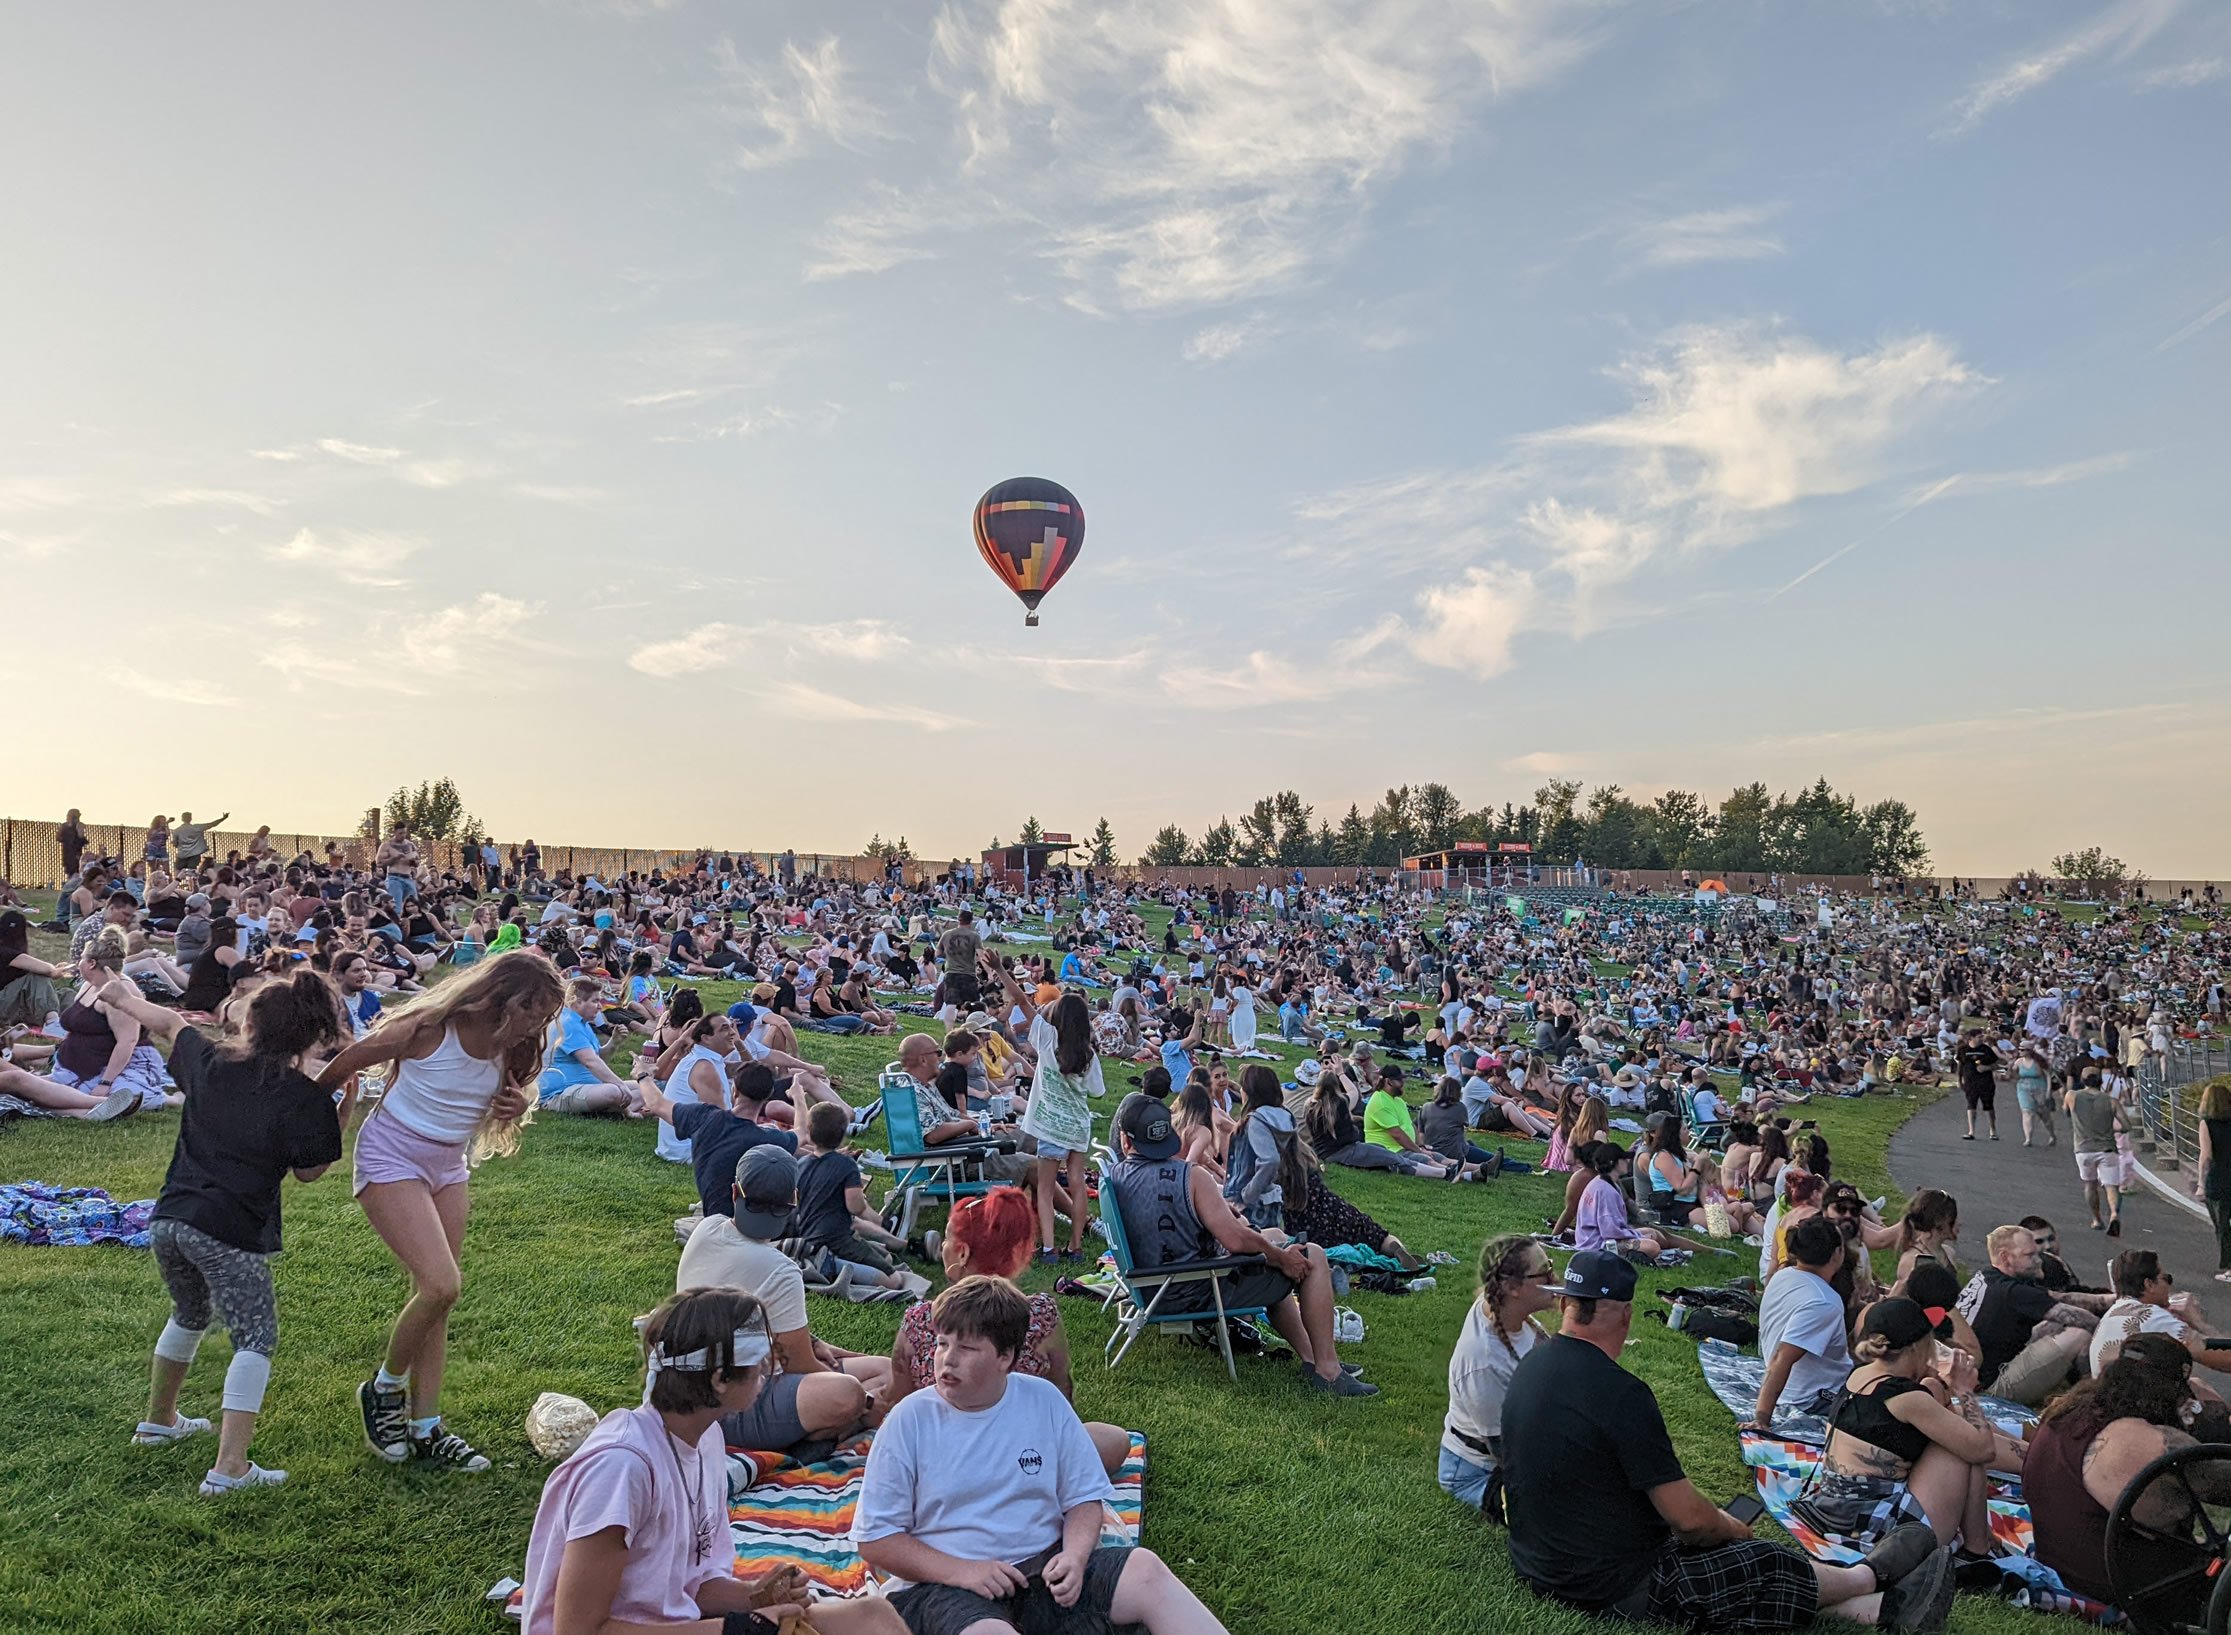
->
[651,1014,736,1164]
[320,951,563,1474]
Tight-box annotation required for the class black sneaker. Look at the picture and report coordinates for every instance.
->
[359,1379,410,1464]
[410,1423,491,1473]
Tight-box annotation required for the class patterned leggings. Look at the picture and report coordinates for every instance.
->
[151,1218,279,1355]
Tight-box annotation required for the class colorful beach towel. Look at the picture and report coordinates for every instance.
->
[0,1182,156,1248]
[1696,1341,2117,1624]
[497,1430,1147,1617]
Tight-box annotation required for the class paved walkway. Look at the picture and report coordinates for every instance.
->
[1888,1088,2227,1292]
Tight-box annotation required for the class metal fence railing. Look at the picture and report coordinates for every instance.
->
[2135,1040,2231,1171]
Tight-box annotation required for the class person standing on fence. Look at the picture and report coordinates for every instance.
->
[172,811,227,874]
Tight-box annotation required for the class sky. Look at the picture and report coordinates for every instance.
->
[3,1,2228,875]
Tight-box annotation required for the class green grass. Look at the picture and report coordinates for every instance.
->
[0,914,2053,1635]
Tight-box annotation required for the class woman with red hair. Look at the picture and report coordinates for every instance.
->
[884,1186,1130,1472]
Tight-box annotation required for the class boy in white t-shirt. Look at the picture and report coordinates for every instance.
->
[854,1276,1230,1635]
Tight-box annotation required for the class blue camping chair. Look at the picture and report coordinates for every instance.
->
[1094,1154,1271,1381]
[877,1066,1003,1238]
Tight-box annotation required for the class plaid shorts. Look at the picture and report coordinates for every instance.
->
[1636,1537,1820,1632]
[1792,1470,1929,1555]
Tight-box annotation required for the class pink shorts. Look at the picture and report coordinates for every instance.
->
[352,1108,471,1195]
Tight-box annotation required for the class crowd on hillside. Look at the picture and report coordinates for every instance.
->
[6,809,2231,1635]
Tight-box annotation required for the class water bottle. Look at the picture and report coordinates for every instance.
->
[976,1109,992,1137]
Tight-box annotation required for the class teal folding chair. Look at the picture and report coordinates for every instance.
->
[1094,1155,1270,1380]
[877,1068,1002,1238]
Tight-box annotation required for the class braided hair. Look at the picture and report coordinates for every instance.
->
[1476,1232,1548,1360]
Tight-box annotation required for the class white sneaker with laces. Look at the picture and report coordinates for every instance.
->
[133,1415,212,1446]
[200,1463,287,1496]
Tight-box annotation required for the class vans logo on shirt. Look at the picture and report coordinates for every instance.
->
[1017,1448,1043,1476]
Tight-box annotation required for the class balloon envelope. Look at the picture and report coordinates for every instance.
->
[974,477,1084,625]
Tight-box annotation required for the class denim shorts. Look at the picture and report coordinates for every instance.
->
[1439,1445,1494,1508]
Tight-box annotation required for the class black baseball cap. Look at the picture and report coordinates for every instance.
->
[1116,1092,1180,1160]
[1859,1297,1943,1350]
[1561,1249,1638,1302]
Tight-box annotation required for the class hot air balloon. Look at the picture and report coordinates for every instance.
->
[973,477,1084,627]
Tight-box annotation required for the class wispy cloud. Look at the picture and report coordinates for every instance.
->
[1946,0,2183,135]
[316,437,405,465]
[628,617,910,679]
[1291,322,1980,674]
[630,622,743,678]
[248,448,301,462]
[1183,316,1276,362]
[0,476,83,511]
[1621,205,1785,268]
[803,186,949,282]
[2140,56,2225,88]
[115,665,237,708]
[1898,450,2142,504]
[1414,567,1541,679]
[402,594,541,675]
[829,0,1609,312]
[716,35,883,170]
[152,487,286,516]
[2155,291,2231,352]
[265,526,424,588]
[764,681,972,731]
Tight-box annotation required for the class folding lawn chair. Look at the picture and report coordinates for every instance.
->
[876,1066,1003,1239]
[1094,1155,1271,1381]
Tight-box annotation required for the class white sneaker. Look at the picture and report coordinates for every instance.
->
[133,1415,212,1446]
[200,1463,287,1495]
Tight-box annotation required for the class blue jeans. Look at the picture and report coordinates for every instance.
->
[1438,1446,1493,1508]
[385,873,416,915]
[806,1014,867,1034]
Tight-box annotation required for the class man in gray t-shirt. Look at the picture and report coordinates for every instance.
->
[2067,1080,2127,1234]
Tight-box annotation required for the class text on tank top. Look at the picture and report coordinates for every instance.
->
[384,1024,504,1145]
[1110,1155,1212,1268]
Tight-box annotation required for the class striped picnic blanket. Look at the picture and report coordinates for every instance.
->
[499,1430,1146,1616]
[730,1429,1147,1599]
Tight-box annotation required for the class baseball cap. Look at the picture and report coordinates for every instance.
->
[726,1000,758,1029]
[1116,1091,1180,1160]
[731,1146,799,1239]
[1561,1249,1638,1302]
[186,892,211,910]
[1859,1296,1945,1350]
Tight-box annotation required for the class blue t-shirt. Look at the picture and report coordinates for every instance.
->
[537,1010,604,1099]
[672,1102,797,1222]
[1059,951,1084,984]
[1161,1038,1193,1085]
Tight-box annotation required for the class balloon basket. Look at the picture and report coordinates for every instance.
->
[1024,613,1039,627]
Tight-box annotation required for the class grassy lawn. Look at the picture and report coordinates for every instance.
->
[0,905,2055,1635]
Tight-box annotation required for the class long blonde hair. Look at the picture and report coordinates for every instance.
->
[382,950,565,1163]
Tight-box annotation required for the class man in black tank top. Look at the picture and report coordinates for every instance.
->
[1107,1095,1377,1397]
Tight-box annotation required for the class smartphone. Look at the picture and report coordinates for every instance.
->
[1726,1493,1766,1526]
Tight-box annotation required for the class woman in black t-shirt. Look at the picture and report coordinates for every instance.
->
[98,971,351,1496]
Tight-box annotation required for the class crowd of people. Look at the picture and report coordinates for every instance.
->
[6,815,2231,1634]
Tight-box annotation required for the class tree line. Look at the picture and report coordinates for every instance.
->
[1126,778,1930,877]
